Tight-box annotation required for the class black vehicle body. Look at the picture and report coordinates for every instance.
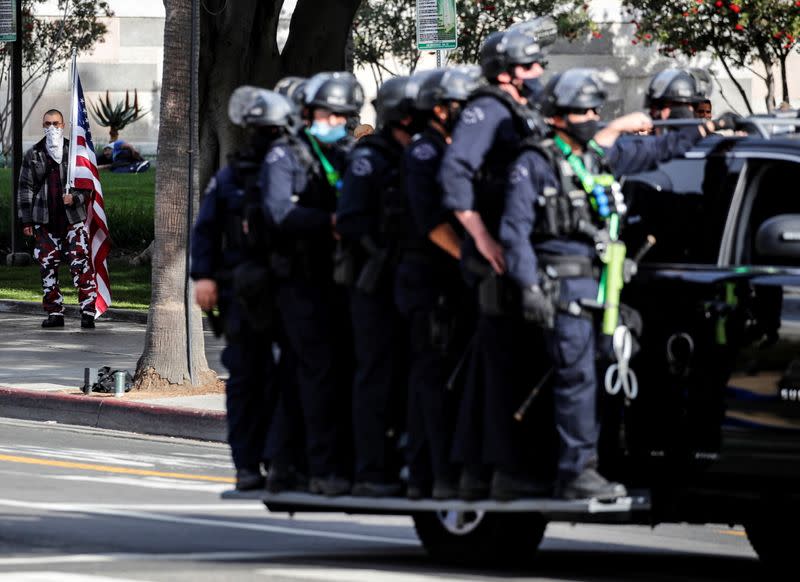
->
[223,127,800,567]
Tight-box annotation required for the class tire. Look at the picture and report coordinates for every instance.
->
[745,510,795,570]
[412,511,547,565]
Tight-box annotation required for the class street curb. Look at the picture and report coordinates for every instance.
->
[0,300,215,330]
[0,299,148,324]
[0,387,226,442]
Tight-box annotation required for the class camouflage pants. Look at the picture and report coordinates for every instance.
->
[33,224,97,315]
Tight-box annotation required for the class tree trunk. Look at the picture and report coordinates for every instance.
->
[758,48,776,112]
[198,0,283,192]
[135,0,215,390]
[279,0,363,77]
[715,49,754,115]
[779,53,790,105]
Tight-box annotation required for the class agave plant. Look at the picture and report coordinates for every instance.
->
[90,89,148,142]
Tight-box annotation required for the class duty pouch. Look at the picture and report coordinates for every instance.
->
[355,247,389,294]
[232,260,272,332]
[333,241,357,287]
[478,273,507,316]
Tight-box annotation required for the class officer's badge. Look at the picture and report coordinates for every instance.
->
[412,143,437,161]
[266,147,286,164]
[461,106,485,125]
[351,157,373,177]
[509,164,529,185]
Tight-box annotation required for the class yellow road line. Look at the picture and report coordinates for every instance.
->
[0,454,235,484]
[717,529,747,537]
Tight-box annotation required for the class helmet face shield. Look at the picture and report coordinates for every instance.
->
[228,86,296,130]
[542,67,615,116]
[304,72,365,116]
[645,68,710,108]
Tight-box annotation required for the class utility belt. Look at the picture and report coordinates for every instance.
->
[271,236,333,283]
[211,259,274,339]
[333,237,396,295]
[538,253,598,280]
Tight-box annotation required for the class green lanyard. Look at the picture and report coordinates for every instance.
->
[304,129,342,193]
[553,134,616,220]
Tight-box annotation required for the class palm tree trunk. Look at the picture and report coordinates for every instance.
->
[135,0,214,390]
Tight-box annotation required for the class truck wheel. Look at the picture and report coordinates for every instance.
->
[745,512,794,569]
[412,511,547,565]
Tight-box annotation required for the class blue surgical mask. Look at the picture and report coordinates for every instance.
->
[308,121,347,144]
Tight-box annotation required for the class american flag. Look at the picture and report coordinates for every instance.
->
[67,70,111,317]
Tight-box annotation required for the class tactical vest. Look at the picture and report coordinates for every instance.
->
[226,152,266,260]
[519,135,613,245]
[351,132,417,249]
[468,85,544,234]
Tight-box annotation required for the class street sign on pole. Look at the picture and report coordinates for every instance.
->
[416,0,457,51]
[0,0,16,42]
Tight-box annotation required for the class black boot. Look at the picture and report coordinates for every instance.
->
[490,470,551,501]
[42,314,65,328]
[457,467,490,501]
[235,467,265,491]
[308,475,351,497]
[81,313,96,329]
[560,468,627,501]
[351,481,403,497]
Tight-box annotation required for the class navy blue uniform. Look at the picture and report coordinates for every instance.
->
[261,132,348,480]
[191,162,276,473]
[396,128,466,489]
[337,129,407,485]
[500,129,703,483]
[438,89,539,479]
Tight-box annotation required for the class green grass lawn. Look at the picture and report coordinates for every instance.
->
[0,258,151,310]
[0,167,155,252]
[1,168,155,309]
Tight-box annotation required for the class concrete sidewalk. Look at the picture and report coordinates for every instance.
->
[0,304,229,441]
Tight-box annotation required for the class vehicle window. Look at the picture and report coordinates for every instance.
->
[623,156,742,264]
[735,160,800,267]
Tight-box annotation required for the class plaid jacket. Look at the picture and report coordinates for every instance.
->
[17,137,90,226]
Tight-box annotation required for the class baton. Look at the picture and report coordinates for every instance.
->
[514,368,554,422]
[205,309,224,338]
[446,334,475,392]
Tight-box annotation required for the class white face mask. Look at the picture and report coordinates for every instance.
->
[44,125,63,163]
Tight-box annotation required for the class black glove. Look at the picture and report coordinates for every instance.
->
[713,111,742,132]
[521,284,555,329]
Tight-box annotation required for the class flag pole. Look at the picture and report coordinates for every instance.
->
[66,48,78,192]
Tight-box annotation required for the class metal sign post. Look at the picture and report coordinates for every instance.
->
[417,0,458,62]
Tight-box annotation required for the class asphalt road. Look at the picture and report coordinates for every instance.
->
[0,418,762,581]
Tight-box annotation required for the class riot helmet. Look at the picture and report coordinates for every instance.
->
[228,86,296,130]
[304,72,365,116]
[541,68,618,117]
[374,76,419,128]
[274,76,308,109]
[645,68,708,109]
[479,16,557,81]
[415,66,483,111]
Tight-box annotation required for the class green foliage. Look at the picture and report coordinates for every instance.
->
[0,259,151,310]
[0,168,154,253]
[0,0,113,160]
[91,90,149,141]
[352,0,593,80]
[624,0,800,110]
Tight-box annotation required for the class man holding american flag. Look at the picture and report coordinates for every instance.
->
[16,59,110,328]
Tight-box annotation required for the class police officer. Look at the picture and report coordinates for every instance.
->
[261,72,364,496]
[438,20,555,501]
[192,87,295,490]
[336,76,422,497]
[645,68,713,120]
[397,67,482,500]
[500,68,719,499]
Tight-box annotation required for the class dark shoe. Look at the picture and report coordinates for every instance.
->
[235,468,266,491]
[351,481,403,497]
[407,483,429,500]
[458,468,490,501]
[266,465,308,493]
[42,314,65,328]
[309,475,351,497]
[490,470,552,501]
[81,313,95,329]
[560,468,627,501]
[432,478,458,500]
